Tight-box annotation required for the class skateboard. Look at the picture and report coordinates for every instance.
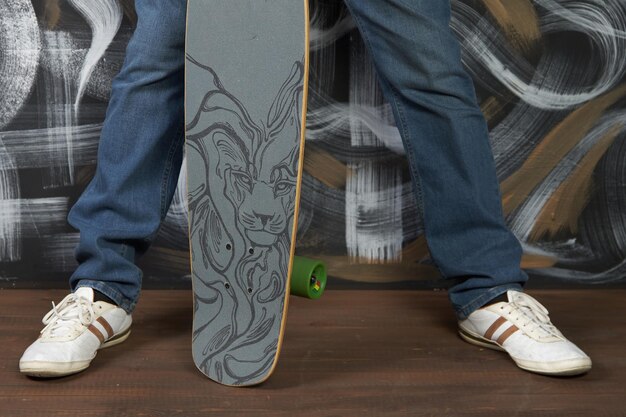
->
[184,0,322,386]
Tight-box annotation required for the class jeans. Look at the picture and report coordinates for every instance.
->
[68,0,527,319]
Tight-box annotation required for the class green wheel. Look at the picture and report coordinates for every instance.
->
[290,256,327,299]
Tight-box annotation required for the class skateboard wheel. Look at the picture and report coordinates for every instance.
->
[290,256,326,299]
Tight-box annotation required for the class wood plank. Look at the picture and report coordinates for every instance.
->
[0,289,624,416]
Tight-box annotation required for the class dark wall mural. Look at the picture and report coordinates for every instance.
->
[1,0,625,288]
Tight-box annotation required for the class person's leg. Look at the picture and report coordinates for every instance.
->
[20,0,187,378]
[341,0,527,320]
[67,0,187,313]
[342,0,591,376]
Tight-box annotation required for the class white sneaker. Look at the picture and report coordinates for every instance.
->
[458,290,591,376]
[20,287,132,377]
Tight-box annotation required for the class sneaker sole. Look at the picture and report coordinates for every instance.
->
[458,326,591,376]
[20,328,131,378]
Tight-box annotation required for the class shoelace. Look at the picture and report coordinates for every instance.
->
[41,293,96,339]
[506,292,562,339]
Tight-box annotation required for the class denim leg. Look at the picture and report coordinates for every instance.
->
[342,0,528,319]
[67,0,187,313]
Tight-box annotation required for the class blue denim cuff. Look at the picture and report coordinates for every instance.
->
[74,279,137,314]
[453,283,524,321]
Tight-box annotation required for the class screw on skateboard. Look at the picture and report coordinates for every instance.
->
[184,0,312,386]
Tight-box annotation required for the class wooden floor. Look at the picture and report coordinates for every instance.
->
[0,289,624,417]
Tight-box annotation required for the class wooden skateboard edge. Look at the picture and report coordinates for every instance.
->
[183,0,198,385]
[184,0,311,387]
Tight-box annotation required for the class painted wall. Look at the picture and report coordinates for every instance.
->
[1,0,625,288]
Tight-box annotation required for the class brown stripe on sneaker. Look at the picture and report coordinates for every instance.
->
[97,317,114,339]
[88,324,105,343]
[484,316,508,340]
[496,324,519,345]
[107,326,130,342]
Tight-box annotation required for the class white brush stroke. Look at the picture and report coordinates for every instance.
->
[0,124,102,168]
[0,197,69,238]
[0,0,40,262]
[309,8,355,51]
[0,0,41,129]
[451,0,626,109]
[345,38,403,263]
[67,0,122,112]
[509,111,626,241]
[40,31,79,187]
[346,160,404,263]
[536,0,626,39]
[307,102,405,154]
[0,142,21,261]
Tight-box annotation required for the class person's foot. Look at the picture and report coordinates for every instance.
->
[19,287,132,377]
[458,290,591,376]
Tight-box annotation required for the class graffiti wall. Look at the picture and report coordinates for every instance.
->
[1,0,625,288]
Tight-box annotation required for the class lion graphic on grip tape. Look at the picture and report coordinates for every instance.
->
[185,53,305,383]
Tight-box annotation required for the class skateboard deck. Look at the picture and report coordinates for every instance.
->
[184,0,309,386]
